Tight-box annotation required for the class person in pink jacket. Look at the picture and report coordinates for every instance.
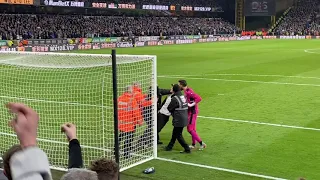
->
[178,80,206,150]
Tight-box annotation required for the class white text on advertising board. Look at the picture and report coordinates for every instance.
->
[92,2,106,8]
[108,3,117,8]
[142,5,168,10]
[118,3,135,9]
[44,0,84,7]
[194,7,211,11]
[181,6,192,11]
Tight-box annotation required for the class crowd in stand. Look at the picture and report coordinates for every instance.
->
[0,15,238,40]
[307,7,320,34]
[2,103,118,180]
[274,0,320,35]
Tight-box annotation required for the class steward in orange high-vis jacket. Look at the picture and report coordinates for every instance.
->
[118,86,143,158]
[132,82,155,148]
[133,82,152,108]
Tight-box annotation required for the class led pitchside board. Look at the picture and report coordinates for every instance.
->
[244,0,276,16]
[0,0,33,4]
[42,0,85,7]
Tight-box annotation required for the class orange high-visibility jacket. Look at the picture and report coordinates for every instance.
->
[133,86,152,108]
[118,92,143,132]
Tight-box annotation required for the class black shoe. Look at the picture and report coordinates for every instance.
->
[157,141,163,145]
[180,150,191,154]
[164,146,172,151]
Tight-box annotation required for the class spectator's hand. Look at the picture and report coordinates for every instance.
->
[61,123,77,141]
[6,103,39,148]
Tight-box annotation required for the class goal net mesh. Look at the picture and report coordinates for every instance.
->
[0,52,157,171]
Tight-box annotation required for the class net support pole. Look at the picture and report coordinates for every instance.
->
[112,49,120,179]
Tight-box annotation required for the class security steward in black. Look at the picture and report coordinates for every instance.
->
[165,84,191,153]
[156,86,172,111]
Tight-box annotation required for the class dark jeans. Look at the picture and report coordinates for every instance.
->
[167,127,190,151]
[157,113,170,141]
[119,131,134,157]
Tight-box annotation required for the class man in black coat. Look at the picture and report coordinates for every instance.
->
[165,84,191,153]
[141,85,171,145]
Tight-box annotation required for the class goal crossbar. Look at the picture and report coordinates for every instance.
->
[0,51,156,68]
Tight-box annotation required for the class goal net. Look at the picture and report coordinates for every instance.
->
[0,51,157,172]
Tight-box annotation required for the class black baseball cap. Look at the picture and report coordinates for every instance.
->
[172,84,181,93]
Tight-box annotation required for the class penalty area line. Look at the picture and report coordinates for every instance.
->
[161,73,320,80]
[159,75,320,87]
[156,157,287,180]
[198,116,320,132]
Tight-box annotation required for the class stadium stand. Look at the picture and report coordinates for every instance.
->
[0,15,238,40]
[306,6,320,35]
[274,0,320,35]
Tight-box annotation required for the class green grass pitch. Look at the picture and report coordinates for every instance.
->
[3,39,320,179]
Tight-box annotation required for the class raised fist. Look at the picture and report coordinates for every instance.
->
[61,123,77,141]
[6,103,39,148]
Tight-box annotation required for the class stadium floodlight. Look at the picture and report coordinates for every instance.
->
[0,51,157,172]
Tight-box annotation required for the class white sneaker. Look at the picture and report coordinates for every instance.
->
[199,143,206,150]
[189,145,195,149]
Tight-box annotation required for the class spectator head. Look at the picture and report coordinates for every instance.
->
[61,169,98,180]
[2,144,23,180]
[125,85,133,93]
[133,81,141,87]
[172,84,181,93]
[132,82,142,92]
[89,158,119,180]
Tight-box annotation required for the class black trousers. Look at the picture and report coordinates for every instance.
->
[157,113,170,141]
[119,131,134,156]
[167,127,190,151]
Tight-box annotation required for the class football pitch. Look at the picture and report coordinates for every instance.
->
[4,39,320,179]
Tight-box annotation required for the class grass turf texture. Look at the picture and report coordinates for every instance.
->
[2,39,320,179]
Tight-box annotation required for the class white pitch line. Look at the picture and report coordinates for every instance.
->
[198,116,320,132]
[304,49,320,54]
[158,75,320,87]
[161,73,320,80]
[156,157,287,180]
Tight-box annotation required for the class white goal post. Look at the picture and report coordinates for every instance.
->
[0,51,157,172]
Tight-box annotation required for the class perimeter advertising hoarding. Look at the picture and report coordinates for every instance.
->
[180,6,192,11]
[244,0,276,16]
[118,3,135,9]
[194,7,211,11]
[2,36,319,52]
[42,0,85,7]
[0,41,7,46]
[0,0,33,4]
[142,5,168,10]
[92,2,106,8]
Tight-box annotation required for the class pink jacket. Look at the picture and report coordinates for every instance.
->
[184,87,202,114]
